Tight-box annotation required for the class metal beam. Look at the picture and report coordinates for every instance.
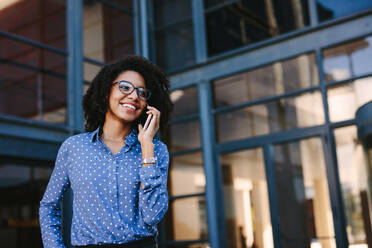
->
[0,30,67,55]
[198,81,227,248]
[139,0,149,58]
[67,0,84,133]
[0,135,60,162]
[263,144,282,248]
[133,0,141,55]
[64,0,83,246]
[322,131,349,248]
[192,0,208,63]
[217,125,327,154]
[0,114,70,144]
[308,0,318,27]
[169,14,372,88]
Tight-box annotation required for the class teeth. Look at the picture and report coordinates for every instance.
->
[122,103,136,110]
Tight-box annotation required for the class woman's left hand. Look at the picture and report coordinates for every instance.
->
[138,105,161,144]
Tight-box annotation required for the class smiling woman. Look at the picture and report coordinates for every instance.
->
[39,55,173,248]
[107,71,148,125]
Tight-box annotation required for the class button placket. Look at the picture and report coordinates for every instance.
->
[113,157,120,208]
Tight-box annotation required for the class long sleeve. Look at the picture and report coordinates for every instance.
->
[138,141,169,225]
[39,140,71,248]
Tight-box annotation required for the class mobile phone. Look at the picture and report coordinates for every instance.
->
[143,114,153,130]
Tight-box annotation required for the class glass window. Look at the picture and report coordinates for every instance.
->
[274,138,336,247]
[213,53,318,108]
[0,164,52,248]
[0,38,66,74]
[0,44,66,124]
[154,21,195,71]
[171,86,199,118]
[83,0,134,62]
[170,152,205,196]
[84,62,102,82]
[153,0,195,70]
[327,76,372,122]
[317,0,372,22]
[0,0,66,49]
[220,148,274,248]
[205,0,310,56]
[215,91,324,143]
[164,196,209,242]
[323,36,372,82]
[154,0,192,27]
[334,126,372,247]
[170,120,201,152]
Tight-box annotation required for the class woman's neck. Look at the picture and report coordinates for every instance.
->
[101,117,132,142]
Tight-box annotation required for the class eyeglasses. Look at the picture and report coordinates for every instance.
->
[113,80,151,101]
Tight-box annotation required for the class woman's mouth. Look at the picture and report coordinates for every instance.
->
[121,103,137,112]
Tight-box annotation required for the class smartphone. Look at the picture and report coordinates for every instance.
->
[143,114,153,130]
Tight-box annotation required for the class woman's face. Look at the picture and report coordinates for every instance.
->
[106,70,147,124]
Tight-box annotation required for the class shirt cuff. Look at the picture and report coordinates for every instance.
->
[139,163,161,178]
[139,163,161,191]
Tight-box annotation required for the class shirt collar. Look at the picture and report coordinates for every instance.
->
[90,126,138,148]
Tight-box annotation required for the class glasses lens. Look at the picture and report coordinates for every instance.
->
[138,88,149,100]
[118,81,133,94]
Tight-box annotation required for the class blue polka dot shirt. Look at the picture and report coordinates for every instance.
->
[39,127,169,247]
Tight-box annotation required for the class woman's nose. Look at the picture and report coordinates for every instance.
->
[127,89,139,99]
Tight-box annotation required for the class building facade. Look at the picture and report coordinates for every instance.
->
[0,0,372,248]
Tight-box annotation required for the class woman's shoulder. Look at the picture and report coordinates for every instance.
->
[60,132,92,148]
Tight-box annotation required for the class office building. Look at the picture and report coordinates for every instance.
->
[1,0,372,247]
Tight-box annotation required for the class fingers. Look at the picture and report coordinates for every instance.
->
[146,106,160,121]
[138,123,143,132]
[145,106,160,130]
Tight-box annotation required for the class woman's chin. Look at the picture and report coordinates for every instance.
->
[118,114,139,123]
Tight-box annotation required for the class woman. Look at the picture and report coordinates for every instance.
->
[39,55,173,248]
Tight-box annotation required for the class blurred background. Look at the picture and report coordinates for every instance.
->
[1,0,372,247]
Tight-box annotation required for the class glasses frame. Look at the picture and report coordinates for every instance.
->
[113,80,151,101]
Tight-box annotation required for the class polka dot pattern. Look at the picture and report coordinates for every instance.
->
[39,127,169,247]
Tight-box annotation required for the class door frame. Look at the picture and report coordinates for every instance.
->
[216,124,348,248]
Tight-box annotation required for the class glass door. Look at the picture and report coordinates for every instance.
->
[220,147,274,248]
[273,137,336,248]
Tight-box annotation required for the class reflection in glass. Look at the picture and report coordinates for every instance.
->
[170,152,205,196]
[213,53,318,108]
[274,138,336,248]
[220,148,273,248]
[334,126,372,247]
[165,197,209,242]
[317,0,372,22]
[154,0,192,27]
[83,0,134,62]
[84,62,102,82]
[205,0,310,56]
[0,62,66,124]
[0,38,66,74]
[323,36,372,82]
[216,91,324,143]
[327,77,372,122]
[170,120,201,152]
[171,87,199,118]
[153,0,195,70]
[0,164,52,248]
[0,0,66,49]
[154,21,196,71]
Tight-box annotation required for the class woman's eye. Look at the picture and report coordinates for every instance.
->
[120,85,131,91]
[139,90,147,97]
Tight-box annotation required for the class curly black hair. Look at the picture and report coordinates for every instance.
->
[82,55,173,137]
